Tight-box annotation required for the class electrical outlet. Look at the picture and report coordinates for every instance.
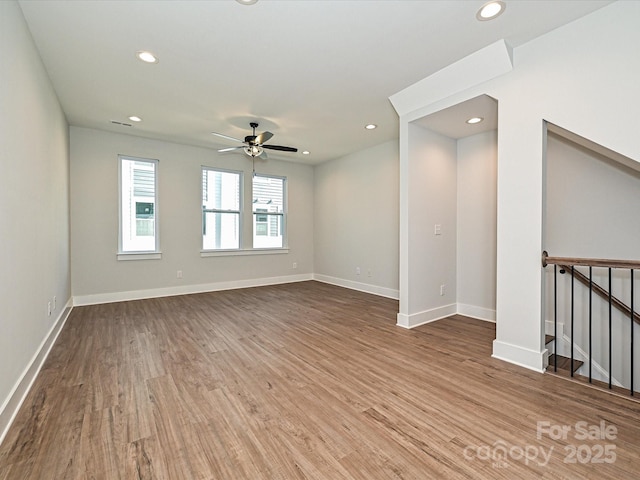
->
[434,224,442,235]
[53,296,56,310]
[356,267,361,276]
[177,270,183,279]
[440,284,446,296]
[367,269,372,277]
[47,302,52,316]
[293,262,298,269]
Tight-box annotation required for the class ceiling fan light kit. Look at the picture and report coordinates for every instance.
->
[244,145,264,157]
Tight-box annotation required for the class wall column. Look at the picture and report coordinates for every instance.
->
[492,110,547,371]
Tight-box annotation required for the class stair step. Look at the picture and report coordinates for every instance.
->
[548,354,583,373]
[545,335,554,345]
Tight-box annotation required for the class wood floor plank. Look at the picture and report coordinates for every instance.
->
[79,406,123,479]
[1,281,639,479]
[123,436,161,480]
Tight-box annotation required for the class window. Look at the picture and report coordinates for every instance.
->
[202,167,242,250]
[119,156,159,253]
[252,174,286,248]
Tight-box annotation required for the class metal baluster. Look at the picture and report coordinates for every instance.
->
[589,266,593,383]
[554,265,558,372]
[609,268,612,390]
[631,269,635,396]
[571,266,574,377]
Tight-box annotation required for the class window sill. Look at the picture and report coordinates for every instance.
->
[117,252,162,261]
[200,248,289,258]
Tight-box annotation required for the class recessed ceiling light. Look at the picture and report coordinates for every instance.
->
[302,151,310,155]
[236,0,258,5]
[466,117,484,124]
[128,116,142,122]
[365,124,377,130]
[136,51,158,64]
[476,1,506,21]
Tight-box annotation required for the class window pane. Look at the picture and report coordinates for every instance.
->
[203,170,240,211]
[120,158,157,252]
[203,212,240,249]
[202,168,242,250]
[253,175,285,248]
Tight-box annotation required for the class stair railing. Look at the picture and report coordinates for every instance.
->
[542,251,640,396]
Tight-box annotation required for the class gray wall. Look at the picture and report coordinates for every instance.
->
[457,130,497,319]
[70,127,315,303]
[313,140,399,298]
[546,133,640,260]
[405,124,458,319]
[0,1,70,436]
[545,133,640,387]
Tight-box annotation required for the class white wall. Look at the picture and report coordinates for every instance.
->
[0,1,70,440]
[457,130,497,320]
[397,124,457,327]
[313,140,399,298]
[392,1,640,371]
[70,127,314,303]
[494,0,640,371]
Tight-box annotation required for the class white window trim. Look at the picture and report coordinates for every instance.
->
[201,165,244,251]
[117,252,162,261]
[200,248,289,258]
[118,155,160,258]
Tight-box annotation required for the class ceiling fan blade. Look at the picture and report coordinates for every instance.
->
[255,131,273,145]
[211,132,244,143]
[262,144,298,152]
[218,146,244,153]
[258,149,268,160]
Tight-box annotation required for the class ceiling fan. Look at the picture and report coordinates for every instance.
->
[212,122,298,159]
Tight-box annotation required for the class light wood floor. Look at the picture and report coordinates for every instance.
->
[1,281,639,479]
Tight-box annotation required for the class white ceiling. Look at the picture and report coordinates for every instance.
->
[18,0,613,165]
[413,94,498,139]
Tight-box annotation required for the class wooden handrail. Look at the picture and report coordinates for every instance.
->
[557,264,640,326]
[542,251,640,270]
[542,251,640,326]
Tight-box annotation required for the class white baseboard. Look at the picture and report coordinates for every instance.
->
[492,339,547,373]
[457,303,496,323]
[396,303,457,329]
[312,274,399,300]
[73,273,314,306]
[0,298,73,446]
[396,303,495,329]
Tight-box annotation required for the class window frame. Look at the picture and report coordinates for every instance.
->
[118,155,160,259]
[201,166,243,252]
[252,173,287,250]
